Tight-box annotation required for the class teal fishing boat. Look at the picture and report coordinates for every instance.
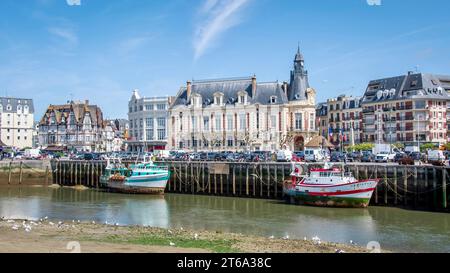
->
[100,158,170,194]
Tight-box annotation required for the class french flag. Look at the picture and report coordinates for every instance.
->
[328,126,333,138]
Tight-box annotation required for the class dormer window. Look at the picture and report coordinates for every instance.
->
[213,92,224,106]
[191,93,202,107]
[237,91,247,104]
[270,96,277,104]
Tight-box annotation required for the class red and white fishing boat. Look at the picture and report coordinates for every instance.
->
[284,162,379,208]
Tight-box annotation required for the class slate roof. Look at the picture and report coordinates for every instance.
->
[361,73,450,104]
[172,77,289,107]
[39,101,104,127]
[0,97,34,114]
[171,48,312,108]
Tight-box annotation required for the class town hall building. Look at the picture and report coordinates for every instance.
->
[168,48,319,152]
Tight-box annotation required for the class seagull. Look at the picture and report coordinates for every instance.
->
[77,220,81,223]
[12,225,19,230]
[180,226,184,231]
[58,221,63,226]
[168,230,173,234]
[49,222,55,226]
[303,237,307,241]
[72,220,75,223]
[115,223,119,226]
[269,235,275,239]
[25,227,32,233]
[312,236,321,245]
[335,249,345,253]
[194,233,199,240]
[7,220,15,223]
[169,241,176,247]
[282,235,290,240]
[92,221,96,225]
[44,216,48,220]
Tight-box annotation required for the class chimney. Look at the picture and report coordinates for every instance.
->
[186,81,192,98]
[252,75,257,97]
[282,81,288,95]
[85,100,89,105]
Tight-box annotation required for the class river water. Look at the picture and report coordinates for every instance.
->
[0,186,449,253]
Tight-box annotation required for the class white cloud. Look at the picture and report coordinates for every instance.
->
[117,35,154,56]
[194,0,251,60]
[48,27,78,45]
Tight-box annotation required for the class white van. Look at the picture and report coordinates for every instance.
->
[277,150,293,162]
[304,149,326,162]
[427,150,446,166]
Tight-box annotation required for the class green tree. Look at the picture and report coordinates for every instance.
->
[347,143,374,152]
[420,143,437,152]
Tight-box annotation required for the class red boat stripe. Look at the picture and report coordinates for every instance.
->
[299,180,379,188]
[306,188,376,197]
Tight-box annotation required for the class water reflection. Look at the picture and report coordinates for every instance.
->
[0,186,450,252]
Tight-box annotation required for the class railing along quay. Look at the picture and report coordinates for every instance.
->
[50,160,450,212]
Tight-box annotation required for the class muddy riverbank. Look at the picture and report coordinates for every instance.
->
[0,218,367,253]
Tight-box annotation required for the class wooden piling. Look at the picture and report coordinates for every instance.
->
[8,162,12,185]
[384,167,388,205]
[393,167,398,205]
[404,167,408,206]
[433,168,437,208]
[374,167,378,204]
[245,165,249,196]
[414,168,418,207]
[18,161,23,184]
[443,168,447,209]
[232,165,236,195]
[274,165,278,199]
[45,165,49,185]
[266,164,270,198]
[259,164,263,198]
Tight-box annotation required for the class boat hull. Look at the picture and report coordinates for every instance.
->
[284,180,378,208]
[102,173,169,195]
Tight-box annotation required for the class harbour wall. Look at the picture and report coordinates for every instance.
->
[0,160,52,186]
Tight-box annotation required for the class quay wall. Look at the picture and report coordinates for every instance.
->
[0,160,52,186]
[49,160,450,212]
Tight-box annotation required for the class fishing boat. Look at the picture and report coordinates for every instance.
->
[100,157,170,194]
[284,162,379,208]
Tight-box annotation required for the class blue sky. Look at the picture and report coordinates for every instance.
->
[1,0,450,120]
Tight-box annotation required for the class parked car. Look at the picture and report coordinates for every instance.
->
[375,152,396,163]
[398,154,414,165]
[304,149,327,162]
[427,150,446,166]
[277,150,293,162]
[394,153,405,163]
[294,151,305,161]
[410,152,426,162]
[349,151,363,162]
[83,153,100,161]
[330,152,342,162]
[361,151,375,163]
